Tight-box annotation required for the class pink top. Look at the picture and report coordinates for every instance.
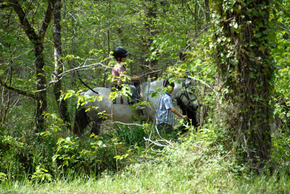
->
[112,64,132,85]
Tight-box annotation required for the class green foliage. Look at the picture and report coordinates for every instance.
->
[115,124,148,147]
[271,129,290,166]
[61,89,103,109]
[271,1,290,123]
[51,134,120,177]
[109,84,132,101]
[0,115,130,183]
[1,0,290,192]
[30,165,52,183]
[3,126,290,193]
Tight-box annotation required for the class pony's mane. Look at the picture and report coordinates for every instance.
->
[141,79,163,88]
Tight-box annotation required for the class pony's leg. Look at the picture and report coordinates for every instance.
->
[192,110,199,131]
[73,106,91,137]
[91,121,102,135]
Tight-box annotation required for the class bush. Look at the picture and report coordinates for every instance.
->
[0,117,133,183]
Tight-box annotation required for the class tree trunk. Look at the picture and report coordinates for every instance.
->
[204,0,210,23]
[214,0,274,166]
[9,0,54,131]
[52,0,70,126]
[34,42,48,131]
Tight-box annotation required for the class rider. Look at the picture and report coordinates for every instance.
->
[156,79,188,134]
[111,46,142,107]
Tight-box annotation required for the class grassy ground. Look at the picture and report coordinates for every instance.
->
[1,133,289,194]
[1,116,289,194]
[1,166,289,194]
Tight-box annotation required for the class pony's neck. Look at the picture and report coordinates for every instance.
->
[171,82,182,99]
[140,79,183,99]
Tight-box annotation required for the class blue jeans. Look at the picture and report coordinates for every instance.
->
[113,83,138,103]
[127,83,138,103]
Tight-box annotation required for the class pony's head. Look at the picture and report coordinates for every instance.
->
[174,78,199,128]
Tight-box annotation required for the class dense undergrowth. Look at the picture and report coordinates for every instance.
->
[1,73,290,193]
[1,110,290,193]
[1,61,290,194]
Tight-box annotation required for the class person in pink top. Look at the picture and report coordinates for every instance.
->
[112,46,142,105]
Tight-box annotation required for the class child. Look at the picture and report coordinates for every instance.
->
[156,79,188,133]
[111,46,142,107]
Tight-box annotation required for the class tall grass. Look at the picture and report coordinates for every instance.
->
[1,95,290,193]
[1,126,290,194]
[115,123,148,147]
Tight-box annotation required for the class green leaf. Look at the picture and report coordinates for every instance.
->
[260,11,266,17]
[253,10,259,16]
[254,33,262,38]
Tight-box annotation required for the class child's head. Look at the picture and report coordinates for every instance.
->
[163,79,175,92]
[113,46,130,62]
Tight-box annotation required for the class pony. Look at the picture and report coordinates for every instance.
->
[73,78,199,136]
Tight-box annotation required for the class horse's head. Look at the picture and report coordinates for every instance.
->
[176,78,198,110]
[173,78,199,127]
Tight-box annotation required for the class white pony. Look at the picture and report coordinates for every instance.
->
[73,78,198,136]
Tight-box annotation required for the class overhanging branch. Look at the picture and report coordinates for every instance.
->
[9,0,38,42]
[0,78,38,101]
[34,62,105,93]
[39,0,54,42]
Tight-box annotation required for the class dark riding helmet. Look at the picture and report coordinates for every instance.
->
[113,46,130,58]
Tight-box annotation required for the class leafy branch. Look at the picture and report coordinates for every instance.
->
[0,77,38,100]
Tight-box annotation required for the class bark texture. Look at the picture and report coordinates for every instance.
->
[52,0,70,125]
[215,0,273,166]
[9,0,54,131]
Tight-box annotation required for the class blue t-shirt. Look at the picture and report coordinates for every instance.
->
[156,92,174,125]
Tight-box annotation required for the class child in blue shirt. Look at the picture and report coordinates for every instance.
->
[156,79,188,133]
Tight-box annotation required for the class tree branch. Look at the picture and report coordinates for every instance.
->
[34,63,106,93]
[58,62,106,77]
[0,78,38,100]
[9,0,54,43]
[8,0,38,42]
[39,0,54,43]
[278,24,290,33]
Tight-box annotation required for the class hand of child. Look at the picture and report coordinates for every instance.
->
[182,115,188,119]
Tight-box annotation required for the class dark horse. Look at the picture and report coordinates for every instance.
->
[73,78,199,136]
